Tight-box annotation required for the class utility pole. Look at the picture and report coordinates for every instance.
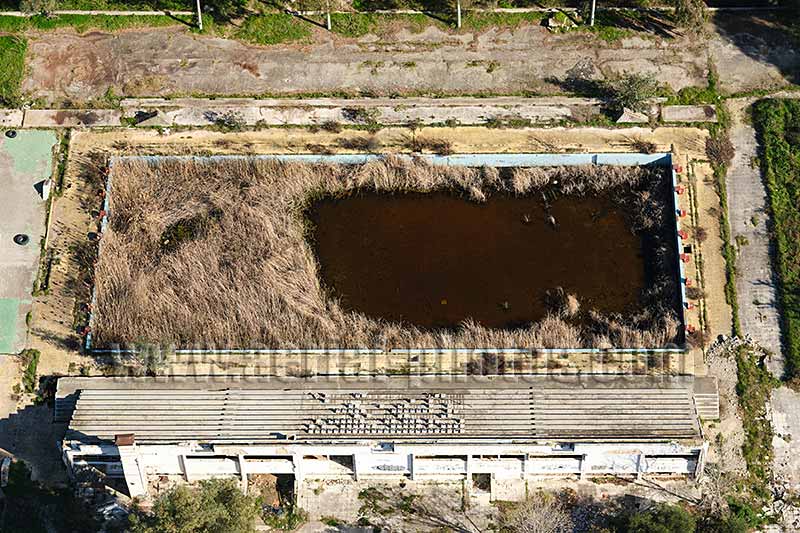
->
[589,0,596,26]
[326,0,331,30]
[456,0,461,28]
[196,0,203,30]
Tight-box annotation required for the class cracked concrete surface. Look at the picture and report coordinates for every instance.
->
[710,12,800,94]
[725,98,784,376]
[22,25,707,105]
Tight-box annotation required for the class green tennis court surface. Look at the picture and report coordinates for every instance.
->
[0,130,57,354]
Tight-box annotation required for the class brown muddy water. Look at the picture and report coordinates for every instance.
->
[306,191,647,330]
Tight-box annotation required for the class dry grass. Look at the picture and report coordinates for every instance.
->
[93,156,679,350]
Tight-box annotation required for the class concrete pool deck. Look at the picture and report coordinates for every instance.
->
[0,130,57,354]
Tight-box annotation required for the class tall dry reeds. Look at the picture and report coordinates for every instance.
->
[93,156,680,349]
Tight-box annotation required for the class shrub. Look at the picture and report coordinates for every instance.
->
[618,503,696,533]
[210,110,246,132]
[705,135,735,167]
[19,0,55,14]
[18,349,40,394]
[631,138,658,154]
[404,136,454,155]
[320,120,342,133]
[342,107,379,124]
[673,0,707,29]
[602,72,661,114]
[504,492,573,533]
[466,353,507,375]
[128,478,260,533]
[336,136,382,152]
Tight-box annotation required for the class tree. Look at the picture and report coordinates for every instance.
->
[602,72,661,114]
[673,0,707,30]
[504,493,574,533]
[619,503,697,533]
[19,0,56,14]
[128,478,260,533]
[1,461,100,533]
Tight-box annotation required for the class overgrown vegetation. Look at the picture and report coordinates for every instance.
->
[94,157,680,350]
[262,505,309,531]
[752,98,800,382]
[702,90,774,509]
[357,486,751,533]
[602,72,662,114]
[18,348,40,394]
[233,13,312,45]
[703,87,739,335]
[672,0,706,30]
[0,35,27,107]
[128,478,261,533]
[0,14,190,34]
[734,343,775,504]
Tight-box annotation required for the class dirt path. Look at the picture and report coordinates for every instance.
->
[22,24,708,106]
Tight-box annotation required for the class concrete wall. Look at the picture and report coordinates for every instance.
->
[63,439,704,499]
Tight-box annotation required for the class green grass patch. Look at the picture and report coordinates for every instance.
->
[460,11,544,31]
[752,98,800,381]
[55,0,191,9]
[331,13,448,37]
[587,23,632,43]
[233,13,312,45]
[583,9,672,43]
[330,12,379,37]
[0,14,191,34]
[0,35,27,107]
[330,11,543,37]
[667,63,723,106]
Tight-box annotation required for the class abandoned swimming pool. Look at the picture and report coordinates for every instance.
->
[85,153,689,353]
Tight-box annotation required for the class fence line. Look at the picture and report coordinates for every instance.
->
[0,5,785,17]
[0,9,194,16]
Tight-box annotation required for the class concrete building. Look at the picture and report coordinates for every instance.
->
[56,375,717,502]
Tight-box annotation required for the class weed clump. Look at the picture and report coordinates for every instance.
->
[706,135,735,167]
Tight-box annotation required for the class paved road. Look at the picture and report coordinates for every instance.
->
[725,99,784,375]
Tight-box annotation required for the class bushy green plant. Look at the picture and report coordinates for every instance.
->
[602,72,661,114]
[19,0,56,14]
[262,505,308,531]
[618,503,696,533]
[128,478,260,533]
[673,0,706,29]
[19,348,40,394]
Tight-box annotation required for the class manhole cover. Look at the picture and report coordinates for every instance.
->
[13,233,29,245]
[4,130,17,139]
